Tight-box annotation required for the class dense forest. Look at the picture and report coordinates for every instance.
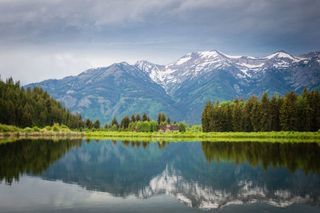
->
[202,90,320,132]
[0,78,85,128]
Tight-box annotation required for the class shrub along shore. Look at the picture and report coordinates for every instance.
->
[1,124,320,143]
[0,123,84,138]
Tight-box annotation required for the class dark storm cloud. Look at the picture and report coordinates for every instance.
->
[1,0,319,51]
[0,0,320,83]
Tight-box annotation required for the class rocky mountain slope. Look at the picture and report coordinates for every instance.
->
[27,50,320,123]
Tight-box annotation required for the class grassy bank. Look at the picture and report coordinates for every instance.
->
[1,124,320,143]
[0,124,84,139]
[84,131,320,143]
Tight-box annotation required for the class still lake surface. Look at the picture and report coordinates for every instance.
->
[0,139,320,213]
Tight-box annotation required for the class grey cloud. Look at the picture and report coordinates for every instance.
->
[0,0,319,83]
[0,0,319,48]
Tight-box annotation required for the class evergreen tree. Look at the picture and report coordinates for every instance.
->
[86,119,93,129]
[201,102,212,132]
[157,113,167,125]
[120,116,130,129]
[111,117,119,128]
[269,96,281,131]
[142,113,149,121]
[260,92,271,131]
[242,96,256,131]
[135,114,141,121]
[280,92,298,131]
[131,115,136,123]
[93,120,100,129]
[232,100,242,131]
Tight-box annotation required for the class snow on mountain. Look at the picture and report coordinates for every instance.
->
[136,50,233,94]
[175,54,192,65]
[135,50,309,93]
[265,51,297,60]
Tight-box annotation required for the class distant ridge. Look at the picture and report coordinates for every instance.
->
[27,50,320,123]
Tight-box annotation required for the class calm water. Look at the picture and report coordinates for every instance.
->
[0,140,320,213]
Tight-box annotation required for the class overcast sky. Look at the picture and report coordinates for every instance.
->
[0,0,320,84]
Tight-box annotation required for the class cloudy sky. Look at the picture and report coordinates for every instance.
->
[0,0,320,84]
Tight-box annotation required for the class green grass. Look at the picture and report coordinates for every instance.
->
[85,130,320,138]
[85,131,320,143]
[0,123,83,139]
[1,123,320,143]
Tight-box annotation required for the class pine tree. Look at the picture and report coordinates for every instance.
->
[135,114,141,121]
[250,99,262,131]
[131,115,136,123]
[232,100,242,131]
[86,119,93,129]
[120,116,130,129]
[93,120,100,129]
[157,113,167,125]
[142,113,149,121]
[280,92,298,131]
[111,117,119,128]
[201,102,212,132]
[260,92,271,131]
[269,95,281,131]
[242,96,256,131]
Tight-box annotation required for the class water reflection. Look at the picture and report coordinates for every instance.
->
[0,140,320,212]
[0,139,82,184]
[201,142,320,173]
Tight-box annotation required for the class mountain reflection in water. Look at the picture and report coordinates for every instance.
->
[0,139,320,211]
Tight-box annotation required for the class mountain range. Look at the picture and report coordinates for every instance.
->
[27,50,320,123]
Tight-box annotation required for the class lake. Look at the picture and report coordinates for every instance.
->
[0,139,320,213]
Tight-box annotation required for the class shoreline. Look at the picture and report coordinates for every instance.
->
[1,131,320,143]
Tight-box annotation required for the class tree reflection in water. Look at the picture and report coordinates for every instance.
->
[0,139,82,184]
[201,142,320,173]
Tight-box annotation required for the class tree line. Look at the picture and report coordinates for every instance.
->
[105,112,186,132]
[202,90,320,132]
[0,78,86,129]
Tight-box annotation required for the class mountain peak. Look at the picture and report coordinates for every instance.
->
[196,50,222,58]
[135,60,161,68]
[265,50,296,60]
[113,62,130,67]
[173,50,226,66]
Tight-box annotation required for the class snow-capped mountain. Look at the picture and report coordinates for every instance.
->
[27,50,320,123]
[136,50,316,94]
[136,50,234,94]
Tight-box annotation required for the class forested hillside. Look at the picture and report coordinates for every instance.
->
[202,90,320,132]
[0,78,85,128]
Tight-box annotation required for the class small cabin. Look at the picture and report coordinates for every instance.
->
[158,124,180,132]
